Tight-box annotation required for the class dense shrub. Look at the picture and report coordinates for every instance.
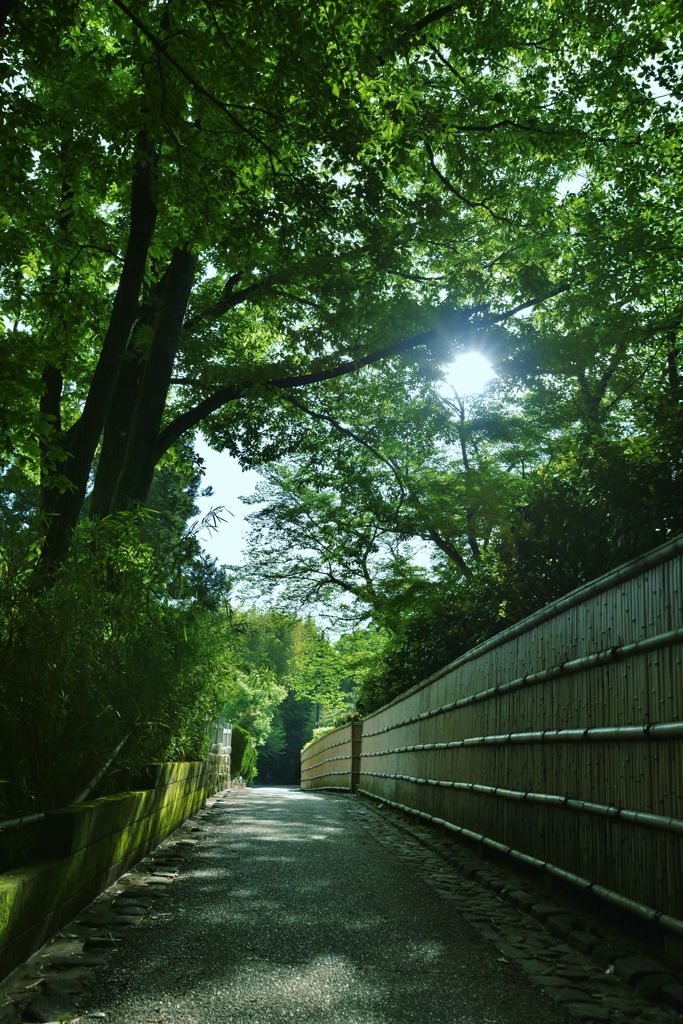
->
[230,724,257,783]
[0,513,234,817]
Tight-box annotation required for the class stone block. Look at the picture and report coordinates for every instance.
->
[634,973,677,1000]
[42,969,93,997]
[546,914,580,940]
[83,936,120,950]
[565,1002,610,1021]
[475,871,497,888]
[614,956,666,986]
[509,890,536,913]
[544,985,593,1003]
[568,931,598,954]
[530,903,561,922]
[591,945,628,969]
[22,995,76,1023]
[662,983,683,1013]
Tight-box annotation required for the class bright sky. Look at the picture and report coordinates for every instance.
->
[438,350,496,397]
[193,438,262,567]
[195,351,496,567]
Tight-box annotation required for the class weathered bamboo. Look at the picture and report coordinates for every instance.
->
[300,724,356,791]
[358,788,683,938]
[359,772,683,834]
[336,536,683,922]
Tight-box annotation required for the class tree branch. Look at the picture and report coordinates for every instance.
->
[424,141,513,224]
[413,5,455,33]
[156,292,567,459]
[156,310,476,457]
[426,528,470,574]
[110,0,281,160]
[182,275,267,334]
[282,394,407,500]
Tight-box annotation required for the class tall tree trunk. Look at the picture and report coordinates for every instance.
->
[90,279,167,520]
[38,364,63,520]
[111,247,197,511]
[38,135,157,570]
[89,347,147,520]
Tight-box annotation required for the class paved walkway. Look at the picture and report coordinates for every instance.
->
[89,787,568,1024]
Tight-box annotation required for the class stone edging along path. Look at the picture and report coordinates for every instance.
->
[0,789,239,1024]
[351,793,683,1024]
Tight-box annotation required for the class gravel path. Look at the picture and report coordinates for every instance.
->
[89,786,570,1024]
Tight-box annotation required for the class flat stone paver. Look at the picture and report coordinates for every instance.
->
[90,787,570,1024]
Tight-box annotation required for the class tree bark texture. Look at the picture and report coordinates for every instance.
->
[39,136,157,569]
[112,246,198,511]
[90,278,168,520]
[89,346,147,520]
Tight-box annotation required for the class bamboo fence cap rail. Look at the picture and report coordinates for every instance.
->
[360,721,683,756]
[301,730,353,760]
[362,532,683,724]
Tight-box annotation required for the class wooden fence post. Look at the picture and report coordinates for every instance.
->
[351,722,362,792]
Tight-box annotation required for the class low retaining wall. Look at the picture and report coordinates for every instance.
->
[300,723,361,792]
[0,760,219,979]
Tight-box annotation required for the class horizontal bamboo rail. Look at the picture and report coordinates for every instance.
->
[361,790,683,938]
[359,772,683,834]
[303,534,683,934]
[363,626,683,737]
[360,720,683,752]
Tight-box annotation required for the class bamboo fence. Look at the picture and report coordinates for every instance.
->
[300,723,361,792]
[302,536,683,933]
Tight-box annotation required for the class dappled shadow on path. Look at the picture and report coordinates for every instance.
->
[91,788,568,1024]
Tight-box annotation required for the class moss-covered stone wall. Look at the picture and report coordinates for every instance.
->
[0,761,220,980]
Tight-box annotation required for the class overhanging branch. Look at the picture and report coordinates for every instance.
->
[424,141,513,224]
[183,275,266,334]
[156,291,567,459]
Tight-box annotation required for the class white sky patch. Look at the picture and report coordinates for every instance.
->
[438,350,497,398]
[194,437,262,567]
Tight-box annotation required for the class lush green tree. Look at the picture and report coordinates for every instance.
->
[0,509,237,816]
[235,295,683,711]
[255,694,316,785]
[6,0,674,574]
[3,0,683,742]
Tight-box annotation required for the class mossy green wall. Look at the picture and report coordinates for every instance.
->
[0,761,218,980]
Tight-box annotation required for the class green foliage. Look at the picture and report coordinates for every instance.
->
[5,0,679,566]
[237,299,683,713]
[0,511,235,816]
[255,693,315,785]
[4,0,683,768]
[230,725,257,784]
